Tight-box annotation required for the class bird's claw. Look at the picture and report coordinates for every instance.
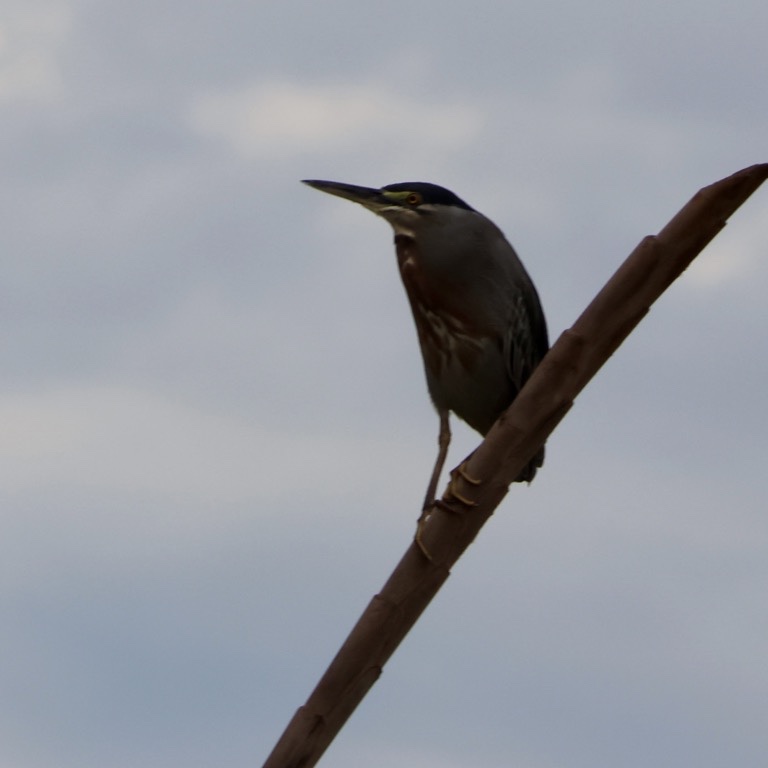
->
[445,462,482,507]
[414,464,483,560]
[414,500,453,560]
[414,509,434,561]
[453,463,482,486]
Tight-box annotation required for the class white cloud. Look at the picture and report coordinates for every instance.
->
[187,80,484,158]
[685,196,768,287]
[0,2,70,104]
[0,386,423,509]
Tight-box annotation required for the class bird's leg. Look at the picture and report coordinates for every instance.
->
[421,410,451,513]
[415,410,451,559]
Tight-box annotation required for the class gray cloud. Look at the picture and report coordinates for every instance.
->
[1,1,767,766]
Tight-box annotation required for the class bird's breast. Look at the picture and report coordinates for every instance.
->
[414,303,511,433]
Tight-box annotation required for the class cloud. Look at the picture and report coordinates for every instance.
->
[0,385,424,510]
[685,197,768,288]
[0,2,70,104]
[187,80,484,158]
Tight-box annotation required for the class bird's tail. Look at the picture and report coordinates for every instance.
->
[514,445,545,483]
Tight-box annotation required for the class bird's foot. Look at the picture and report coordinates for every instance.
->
[414,506,434,561]
[414,464,482,560]
[415,499,455,561]
[445,461,482,507]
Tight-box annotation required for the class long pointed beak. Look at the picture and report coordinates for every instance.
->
[302,179,390,210]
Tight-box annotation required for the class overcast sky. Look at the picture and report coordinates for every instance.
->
[2,2,767,767]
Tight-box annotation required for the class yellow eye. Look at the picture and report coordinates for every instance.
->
[406,192,423,206]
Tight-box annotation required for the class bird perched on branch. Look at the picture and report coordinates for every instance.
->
[303,179,549,549]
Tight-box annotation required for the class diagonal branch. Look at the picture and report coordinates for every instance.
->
[262,163,768,768]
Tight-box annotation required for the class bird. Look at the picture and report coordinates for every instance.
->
[303,179,549,548]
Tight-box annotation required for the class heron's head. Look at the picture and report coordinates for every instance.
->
[302,179,476,238]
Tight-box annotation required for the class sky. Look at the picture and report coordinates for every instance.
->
[1,1,767,767]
